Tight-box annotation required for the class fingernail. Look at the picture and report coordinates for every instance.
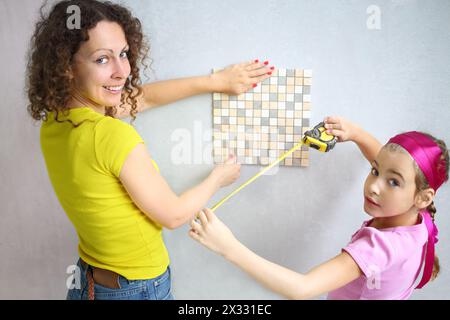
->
[267,72,272,75]
[264,61,269,65]
[270,66,275,70]
[252,83,257,88]
[254,59,259,63]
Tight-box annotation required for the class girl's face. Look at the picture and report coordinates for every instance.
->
[364,147,419,218]
[70,21,131,107]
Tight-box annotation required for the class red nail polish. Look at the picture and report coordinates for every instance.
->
[254,59,259,63]
[252,83,257,88]
[267,72,272,75]
[270,66,275,70]
[264,61,269,65]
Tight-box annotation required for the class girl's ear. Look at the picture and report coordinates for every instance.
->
[415,188,435,210]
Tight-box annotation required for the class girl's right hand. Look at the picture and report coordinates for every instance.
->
[189,208,239,257]
[211,155,241,188]
[323,116,361,143]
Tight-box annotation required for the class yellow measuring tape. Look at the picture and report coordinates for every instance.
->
[211,140,306,211]
[210,121,337,211]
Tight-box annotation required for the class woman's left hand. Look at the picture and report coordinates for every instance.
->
[189,208,239,257]
[212,60,275,95]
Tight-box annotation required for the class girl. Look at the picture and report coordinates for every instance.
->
[27,0,274,300]
[189,116,448,299]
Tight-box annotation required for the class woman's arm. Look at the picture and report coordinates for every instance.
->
[324,116,383,163]
[115,60,274,118]
[189,209,362,299]
[119,144,240,229]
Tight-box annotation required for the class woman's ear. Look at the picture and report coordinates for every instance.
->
[415,188,435,209]
[66,67,74,80]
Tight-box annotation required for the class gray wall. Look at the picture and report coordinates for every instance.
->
[1,0,449,299]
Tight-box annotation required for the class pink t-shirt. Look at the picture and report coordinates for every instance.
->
[328,213,429,300]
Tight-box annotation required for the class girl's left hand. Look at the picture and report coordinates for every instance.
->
[212,60,275,95]
[189,208,239,257]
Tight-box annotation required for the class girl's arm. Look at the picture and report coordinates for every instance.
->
[115,60,274,118]
[324,116,383,163]
[189,209,362,300]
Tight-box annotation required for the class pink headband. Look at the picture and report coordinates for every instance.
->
[388,131,446,191]
[388,131,445,289]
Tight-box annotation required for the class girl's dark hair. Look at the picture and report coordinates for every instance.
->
[26,0,150,127]
[386,133,449,281]
[413,134,448,281]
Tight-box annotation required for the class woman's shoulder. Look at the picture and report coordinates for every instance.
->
[95,115,138,135]
[94,116,143,152]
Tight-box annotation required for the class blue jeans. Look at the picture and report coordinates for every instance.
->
[66,259,174,300]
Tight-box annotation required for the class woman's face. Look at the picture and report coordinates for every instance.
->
[363,147,419,218]
[70,21,131,107]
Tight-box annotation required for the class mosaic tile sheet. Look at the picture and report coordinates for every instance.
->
[212,68,312,167]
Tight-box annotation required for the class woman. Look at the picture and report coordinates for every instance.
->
[26,0,274,300]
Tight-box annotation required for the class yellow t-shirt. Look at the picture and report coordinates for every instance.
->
[40,107,170,280]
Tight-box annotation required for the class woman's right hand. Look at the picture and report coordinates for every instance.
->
[323,116,361,143]
[210,155,241,188]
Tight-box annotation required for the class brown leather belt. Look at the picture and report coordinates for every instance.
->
[80,259,122,300]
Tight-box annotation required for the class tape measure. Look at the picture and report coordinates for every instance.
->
[302,122,337,152]
[210,121,337,211]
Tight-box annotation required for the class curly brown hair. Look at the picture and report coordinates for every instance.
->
[386,134,449,282]
[26,0,150,127]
